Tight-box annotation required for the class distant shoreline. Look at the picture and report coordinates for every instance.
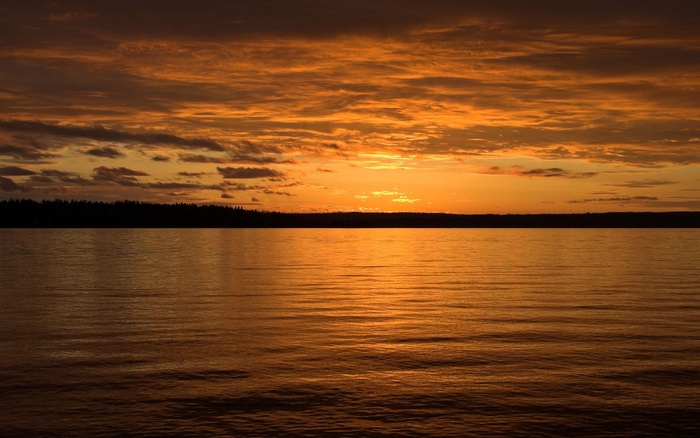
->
[1,199,698,228]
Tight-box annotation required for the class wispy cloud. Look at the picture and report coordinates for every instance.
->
[392,196,421,204]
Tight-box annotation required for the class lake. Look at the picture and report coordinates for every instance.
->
[1,228,699,436]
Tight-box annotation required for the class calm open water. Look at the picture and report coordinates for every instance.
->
[1,228,699,437]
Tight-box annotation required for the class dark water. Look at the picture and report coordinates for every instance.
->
[1,229,699,437]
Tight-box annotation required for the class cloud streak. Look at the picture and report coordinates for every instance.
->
[0,120,226,152]
[569,196,659,205]
[605,180,677,189]
[85,146,125,158]
[479,166,598,179]
[217,167,286,179]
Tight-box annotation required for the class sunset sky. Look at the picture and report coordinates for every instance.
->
[1,0,699,213]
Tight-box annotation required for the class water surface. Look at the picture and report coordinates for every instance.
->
[1,229,699,436]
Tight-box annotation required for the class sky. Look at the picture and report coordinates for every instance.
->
[1,0,699,213]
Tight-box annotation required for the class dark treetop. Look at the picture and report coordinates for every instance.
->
[1,199,698,228]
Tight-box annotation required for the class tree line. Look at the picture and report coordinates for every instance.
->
[0,199,698,228]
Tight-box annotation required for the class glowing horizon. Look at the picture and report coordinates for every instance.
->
[1,1,699,213]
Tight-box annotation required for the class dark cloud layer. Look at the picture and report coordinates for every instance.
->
[6,1,699,40]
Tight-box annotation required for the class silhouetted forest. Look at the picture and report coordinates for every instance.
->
[1,199,698,228]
